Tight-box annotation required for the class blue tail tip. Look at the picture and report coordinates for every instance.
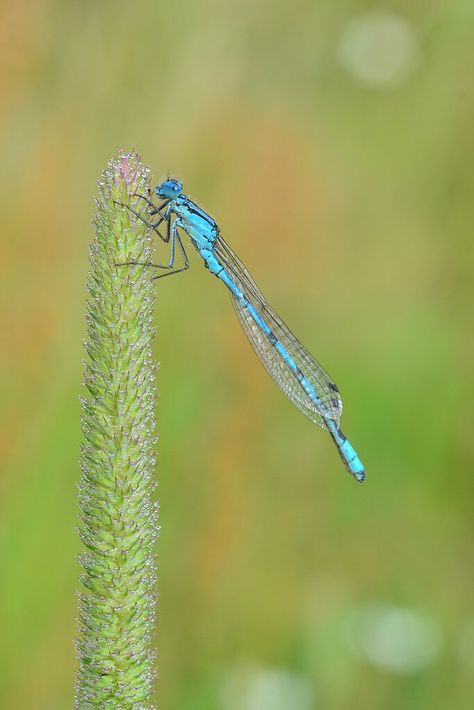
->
[354,470,366,483]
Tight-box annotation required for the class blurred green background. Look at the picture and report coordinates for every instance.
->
[1,1,473,708]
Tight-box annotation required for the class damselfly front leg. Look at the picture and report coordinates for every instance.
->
[113,195,168,240]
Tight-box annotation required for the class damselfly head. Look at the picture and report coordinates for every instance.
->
[155,179,183,200]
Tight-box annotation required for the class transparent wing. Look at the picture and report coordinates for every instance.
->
[214,236,343,429]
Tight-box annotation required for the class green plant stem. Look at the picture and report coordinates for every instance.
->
[75,151,158,708]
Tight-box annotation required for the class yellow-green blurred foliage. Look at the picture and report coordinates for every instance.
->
[0,1,473,708]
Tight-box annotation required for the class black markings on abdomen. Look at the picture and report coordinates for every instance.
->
[295,367,306,383]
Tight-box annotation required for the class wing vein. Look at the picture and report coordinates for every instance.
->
[214,236,343,429]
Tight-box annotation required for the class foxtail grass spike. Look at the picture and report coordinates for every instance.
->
[75,151,159,709]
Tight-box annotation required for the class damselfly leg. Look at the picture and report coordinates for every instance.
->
[152,218,190,280]
[114,198,190,279]
[113,195,168,239]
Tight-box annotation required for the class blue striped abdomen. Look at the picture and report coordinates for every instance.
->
[203,253,334,419]
[327,420,365,482]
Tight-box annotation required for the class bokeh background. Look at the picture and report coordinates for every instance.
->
[1,1,473,708]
